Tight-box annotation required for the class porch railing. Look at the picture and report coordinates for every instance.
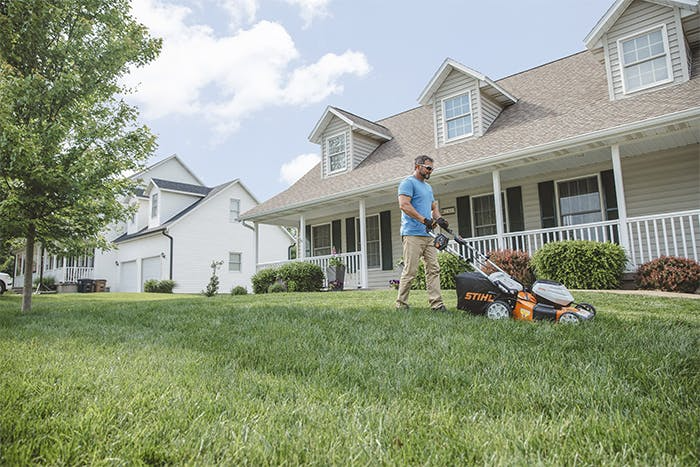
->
[33,267,94,283]
[257,251,363,289]
[626,209,699,265]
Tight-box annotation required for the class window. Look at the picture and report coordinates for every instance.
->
[557,176,603,226]
[326,133,347,173]
[619,26,672,93]
[312,224,332,256]
[443,92,473,141]
[356,215,381,268]
[151,193,158,218]
[228,252,241,272]
[472,193,507,237]
[229,198,240,222]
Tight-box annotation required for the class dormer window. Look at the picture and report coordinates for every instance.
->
[619,25,672,94]
[326,133,347,174]
[443,92,473,141]
[151,193,158,218]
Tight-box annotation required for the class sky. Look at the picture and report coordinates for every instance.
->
[124,0,615,202]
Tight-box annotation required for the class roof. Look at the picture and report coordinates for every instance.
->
[130,154,205,186]
[149,178,212,196]
[585,0,699,49]
[418,58,518,107]
[242,49,700,221]
[309,106,392,144]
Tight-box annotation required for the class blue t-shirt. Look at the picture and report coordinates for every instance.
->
[398,175,434,236]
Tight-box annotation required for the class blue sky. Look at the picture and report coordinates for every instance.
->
[126,0,614,201]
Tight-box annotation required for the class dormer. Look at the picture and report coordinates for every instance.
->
[144,178,210,229]
[585,0,699,100]
[126,188,150,235]
[309,106,392,178]
[418,59,517,148]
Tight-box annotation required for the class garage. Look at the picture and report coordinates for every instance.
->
[141,256,162,289]
[119,260,138,292]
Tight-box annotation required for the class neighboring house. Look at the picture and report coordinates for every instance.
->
[15,155,294,293]
[241,0,700,289]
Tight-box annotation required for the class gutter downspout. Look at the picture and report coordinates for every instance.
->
[162,230,173,280]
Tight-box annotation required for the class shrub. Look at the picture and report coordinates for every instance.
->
[411,252,472,290]
[144,279,176,293]
[251,268,278,294]
[636,256,700,293]
[268,282,287,293]
[251,262,323,294]
[530,240,626,289]
[230,285,248,296]
[276,262,323,292]
[203,260,224,297]
[33,275,56,291]
[482,250,536,287]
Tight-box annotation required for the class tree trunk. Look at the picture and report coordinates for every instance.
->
[22,224,35,312]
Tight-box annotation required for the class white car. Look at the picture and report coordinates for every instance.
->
[0,272,13,294]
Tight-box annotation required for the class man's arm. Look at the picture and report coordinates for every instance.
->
[398,195,428,223]
[431,201,441,220]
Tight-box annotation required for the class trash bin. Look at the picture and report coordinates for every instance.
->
[77,278,95,293]
[94,279,107,292]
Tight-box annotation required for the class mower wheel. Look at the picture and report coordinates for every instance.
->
[576,302,596,314]
[486,300,510,320]
[558,312,580,324]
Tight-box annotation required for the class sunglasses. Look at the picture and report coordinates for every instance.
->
[418,164,433,171]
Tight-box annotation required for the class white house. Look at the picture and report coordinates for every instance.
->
[241,0,700,289]
[17,155,294,293]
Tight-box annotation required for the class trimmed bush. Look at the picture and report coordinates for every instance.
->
[268,282,287,293]
[530,240,626,289]
[144,279,176,293]
[230,285,248,296]
[636,256,700,293]
[411,252,473,290]
[251,262,323,294]
[33,275,57,291]
[482,250,536,287]
[251,268,278,294]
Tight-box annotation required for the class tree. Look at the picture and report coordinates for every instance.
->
[0,1,161,311]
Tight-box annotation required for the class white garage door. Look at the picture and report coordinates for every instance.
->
[119,260,138,292]
[141,256,162,289]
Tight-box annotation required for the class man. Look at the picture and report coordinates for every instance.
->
[396,155,449,311]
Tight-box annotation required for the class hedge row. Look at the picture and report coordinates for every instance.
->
[251,262,324,294]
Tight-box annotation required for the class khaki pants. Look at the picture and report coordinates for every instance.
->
[396,235,443,309]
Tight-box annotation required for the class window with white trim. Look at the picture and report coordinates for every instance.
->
[312,224,332,256]
[151,193,158,218]
[557,176,603,226]
[229,198,240,222]
[228,252,241,272]
[619,26,672,93]
[326,133,347,173]
[472,193,506,237]
[356,215,381,268]
[443,92,473,141]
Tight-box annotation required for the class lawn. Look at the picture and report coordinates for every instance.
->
[0,290,698,465]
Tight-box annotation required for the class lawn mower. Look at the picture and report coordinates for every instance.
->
[430,226,596,324]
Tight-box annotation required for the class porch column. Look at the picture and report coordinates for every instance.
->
[254,222,259,269]
[358,199,369,289]
[492,170,505,249]
[611,144,631,253]
[299,215,306,260]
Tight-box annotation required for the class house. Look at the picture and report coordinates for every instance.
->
[15,155,294,293]
[240,0,700,289]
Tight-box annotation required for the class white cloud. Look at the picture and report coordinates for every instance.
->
[285,0,331,29]
[126,0,368,135]
[218,0,258,29]
[279,153,321,185]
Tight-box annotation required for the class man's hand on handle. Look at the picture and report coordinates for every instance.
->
[436,217,449,229]
[423,217,436,232]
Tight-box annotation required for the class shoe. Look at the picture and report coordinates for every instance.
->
[431,305,448,312]
[396,304,410,311]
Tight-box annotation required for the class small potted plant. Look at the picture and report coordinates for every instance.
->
[389,279,400,290]
[326,254,345,291]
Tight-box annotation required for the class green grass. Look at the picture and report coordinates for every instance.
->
[0,290,698,465]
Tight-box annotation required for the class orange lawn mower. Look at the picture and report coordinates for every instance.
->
[429,226,596,324]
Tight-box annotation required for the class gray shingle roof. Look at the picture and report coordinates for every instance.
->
[331,107,392,139]
[243,50,700,219]
[151,178,211,196]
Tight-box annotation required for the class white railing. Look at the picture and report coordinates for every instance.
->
[257,251,363,289]
[626,209,699,265]
[33,267,94,283]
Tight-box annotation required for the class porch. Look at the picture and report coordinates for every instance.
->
[257,209,700,289]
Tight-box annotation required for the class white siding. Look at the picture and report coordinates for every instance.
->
[352,133,380,168]
[622,145,700,217]
[159,191,201,224]
[433,69,479,146]
[605,0,687,99]
[480,93,503,135]
[133,158,200,186]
